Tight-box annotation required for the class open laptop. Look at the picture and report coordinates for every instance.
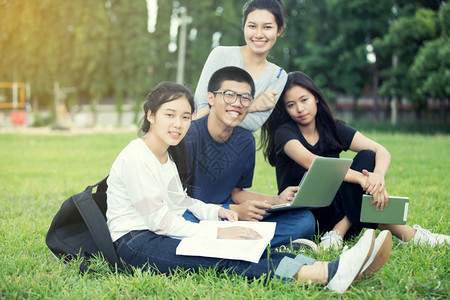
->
[266,157,353,213]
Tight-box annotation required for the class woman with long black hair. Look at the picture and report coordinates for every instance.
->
[261,71,450,250]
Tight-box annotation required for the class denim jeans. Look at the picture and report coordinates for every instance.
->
[183,208,316,247]
[114,229,316,280]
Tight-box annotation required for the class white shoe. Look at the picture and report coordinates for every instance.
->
[325,229,375,294]
[291,238,319,253]
[274,239,319,253]
[411,225,450,247]
[358,230,392,279]
[319,230,343,251]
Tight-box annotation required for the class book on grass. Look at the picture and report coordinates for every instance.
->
[176,220,276,263]
[360,194,409,225]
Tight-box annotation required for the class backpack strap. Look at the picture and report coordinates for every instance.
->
[73,176,124,271]
[95,176,108,195]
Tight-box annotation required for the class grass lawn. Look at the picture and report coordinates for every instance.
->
[0,130,449,299]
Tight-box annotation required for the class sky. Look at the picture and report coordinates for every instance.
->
[146,0,157,33]
[145,1,212,53]
[146,0,178,52]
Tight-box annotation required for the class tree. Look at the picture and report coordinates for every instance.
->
[69,1,110,124]
[0,0,84,107]
[106,0,152,125]
[374,4,440,119]
[2,0,448,126]
[146,0,177,86]
[0,0,153,125]
[281,0,392,120]
[409,3,450,122]
[178,0,243,90]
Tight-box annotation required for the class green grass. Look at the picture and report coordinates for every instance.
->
[1,131,449,299]
[347,120,450,135]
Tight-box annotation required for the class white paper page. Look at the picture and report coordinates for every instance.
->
[176,221,276,263]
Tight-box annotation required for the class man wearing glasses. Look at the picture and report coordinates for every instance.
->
[183,66,317,251]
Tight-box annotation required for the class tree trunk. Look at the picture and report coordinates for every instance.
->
[390,97,397,125]
[352,96,358,121]
[372,65,379,122]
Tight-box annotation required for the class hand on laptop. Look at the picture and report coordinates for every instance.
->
[276,186,300,205]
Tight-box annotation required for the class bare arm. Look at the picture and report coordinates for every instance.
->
[232,187,277,205]
[283,138,367,187]
[283,139,317,169]
[248,90,278,112]
[283,131,391,211]
[193,106,210,121]
[349,131,391,210]
[229,186,298,221]
[349,131,391,194]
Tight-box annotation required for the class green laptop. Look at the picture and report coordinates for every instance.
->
[267,157,353,213]
[360,194,409,225]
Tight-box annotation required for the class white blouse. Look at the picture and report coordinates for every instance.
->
[106,138,220,242]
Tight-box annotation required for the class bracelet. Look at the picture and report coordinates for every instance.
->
[222,204,230,210]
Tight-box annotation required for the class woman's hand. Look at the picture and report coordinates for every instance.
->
[249,90,278,112]
[371,189,390,211]
[361,169,386,195]
[360,170,389,211]
[218,207,238,222]
[217,226,262,240]
[276,186,299,204]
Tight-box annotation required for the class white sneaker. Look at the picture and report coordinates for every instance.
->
[325,229,375,294]
[358,230,392,279]
[319,230,343,251]
[274,239,319,253]
[411,225,450,247]
[291,238,319,253]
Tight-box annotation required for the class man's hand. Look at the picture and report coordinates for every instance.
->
[231,200,272,221]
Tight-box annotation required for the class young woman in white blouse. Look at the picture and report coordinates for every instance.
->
[105,81,391,294]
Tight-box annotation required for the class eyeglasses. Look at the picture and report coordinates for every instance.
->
[212,90,254,108]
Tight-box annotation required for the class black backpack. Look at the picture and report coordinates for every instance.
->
[46,176,124,272]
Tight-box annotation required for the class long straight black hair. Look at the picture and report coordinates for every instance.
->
[260,71,346,166]
[139,82,194,188]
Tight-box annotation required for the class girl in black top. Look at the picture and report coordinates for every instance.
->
[261,71,449,250]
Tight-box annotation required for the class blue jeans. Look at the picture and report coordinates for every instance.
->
[183,208,315,247]
[114,230,316,280]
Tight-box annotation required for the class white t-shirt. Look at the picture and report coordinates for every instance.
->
[106,138,220,242]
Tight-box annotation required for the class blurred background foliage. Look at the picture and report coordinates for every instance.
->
[0,0,448,124]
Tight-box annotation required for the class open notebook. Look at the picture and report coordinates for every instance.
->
[176,220,276,263]
[267,157,353,213]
